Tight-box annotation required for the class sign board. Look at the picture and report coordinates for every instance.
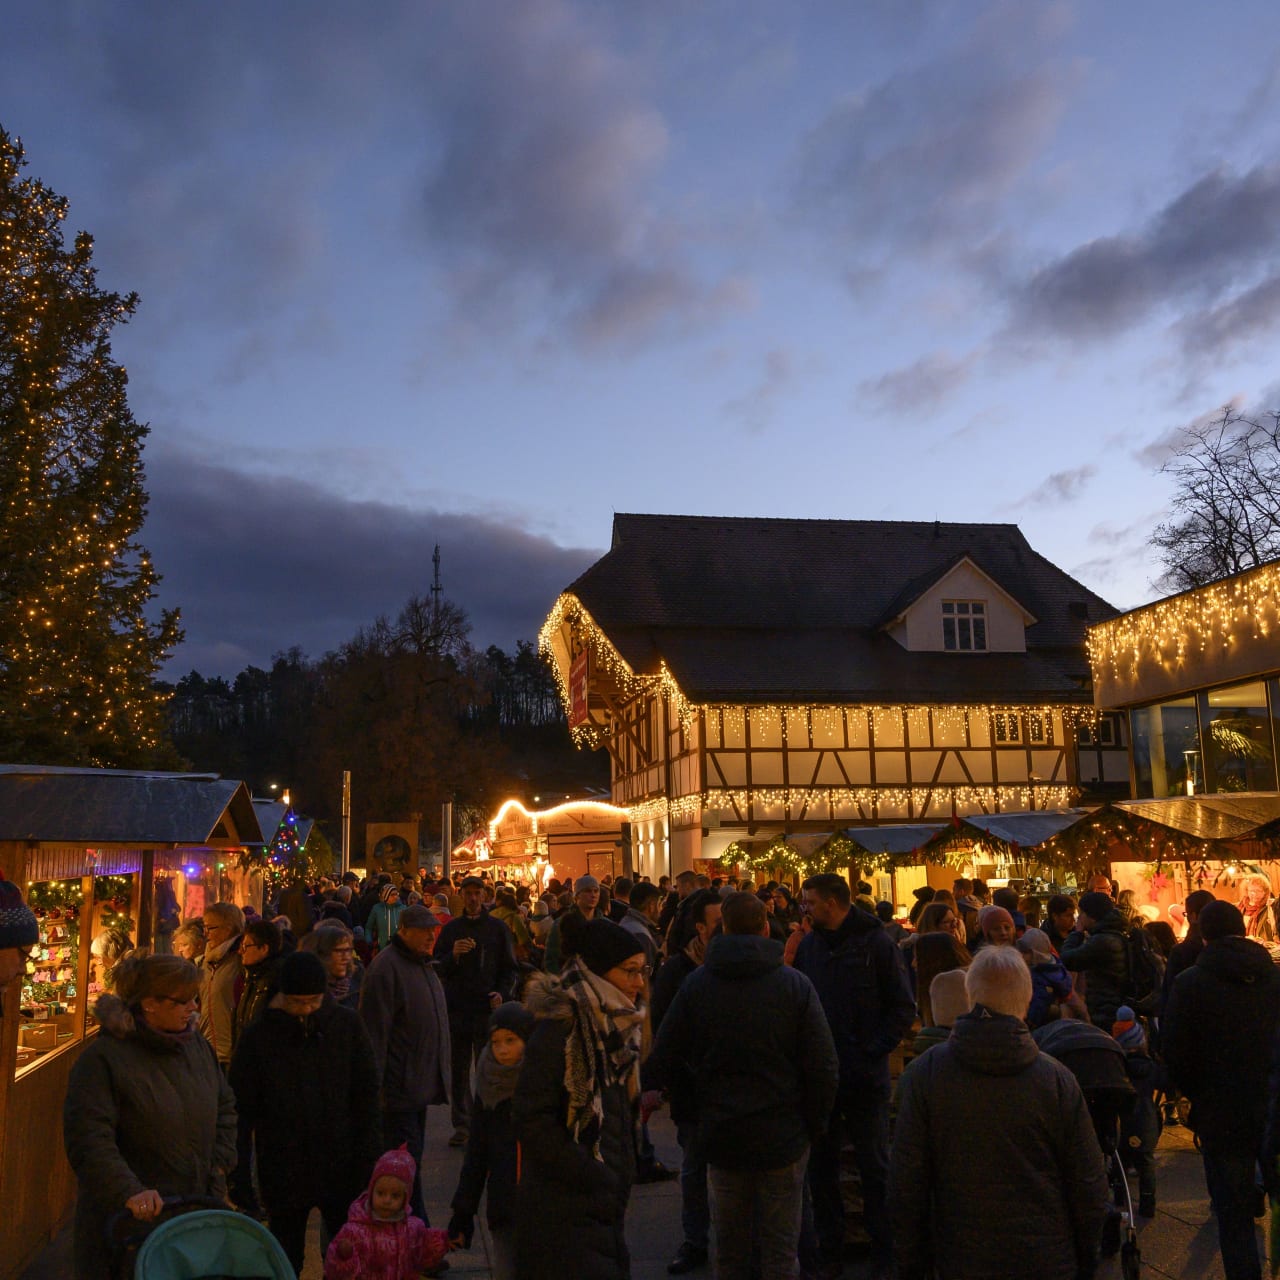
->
[365,822,419,876]
[569,650,590,729]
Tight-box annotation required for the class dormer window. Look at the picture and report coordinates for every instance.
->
[942,600,987,651]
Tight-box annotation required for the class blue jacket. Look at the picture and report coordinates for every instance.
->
[793,905,916,1091]
[1026,957,1074,1029]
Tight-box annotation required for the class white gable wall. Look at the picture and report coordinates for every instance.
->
[892,561,1028,652]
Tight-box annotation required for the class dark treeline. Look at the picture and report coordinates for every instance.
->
[163,594,606,850]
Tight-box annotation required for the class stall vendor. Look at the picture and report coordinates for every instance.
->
[0,876,40,1015]
[1237,873,1279,944]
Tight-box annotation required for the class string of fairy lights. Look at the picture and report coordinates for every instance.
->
[1087,560,1280,685]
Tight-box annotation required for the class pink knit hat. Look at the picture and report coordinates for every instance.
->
[370,1145,416,1192]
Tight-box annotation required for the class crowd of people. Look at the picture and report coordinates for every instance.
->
[1,860,1279,1279]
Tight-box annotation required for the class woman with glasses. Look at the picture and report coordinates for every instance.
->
[64,953,236,1280]
[198,902,245,1069]
[233,919,284,1045]
[515,917,648,1280]
[304,920,364,1011]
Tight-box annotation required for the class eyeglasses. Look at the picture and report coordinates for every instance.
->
[203,923,231,936]
[616,964,652,979]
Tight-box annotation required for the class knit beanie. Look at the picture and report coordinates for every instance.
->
[579,918,644,977]
[1017,927,1055,967]
[380,884,400,903]
[929,969,971,1029]
[1078,891,1115,921]
[0,878,39,950]
[279,950,328,995]
[489,1000,535,1041]
[1111,1005,1146,1052]
[1199,899,1246,941]
[978,905,1014,935]
[574,874,601,894]
[370,1144,417,1192]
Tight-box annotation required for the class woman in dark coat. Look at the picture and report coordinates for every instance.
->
[229,950,381,1273]
[233,918,284,1045]
[514,919,647,1280]
[63,953,236,1280]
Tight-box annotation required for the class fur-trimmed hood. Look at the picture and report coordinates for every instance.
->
[523,969,576,1023]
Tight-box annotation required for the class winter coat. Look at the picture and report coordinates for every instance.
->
[64,997,237,1280]
[491,903,534,957]
[543,906,597,974]
[910,1024,951,1058]
[644,933,838,1171]
[359,934,451,1108]
[232,954,282,1047]
[1163,935,1280,1154]
[367,900,406,952]
[1059,909,1130,1028]
[649,948,696,1034]
[198,938,243,1065]
[229,994,382,1211]
[433,910,519,1018]
[1026,956,1076,1029]
[325,1173,450,1279]
[320,901,355,930]
[449,1070,520,1240]
[792,906,916,1091]
[514,973,638,1280]
[889,1008,1110,1280]
[1161,931,1204,1008]
[333,959,364,1012]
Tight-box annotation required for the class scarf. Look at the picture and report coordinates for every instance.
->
[328,972,352,1003]
[559,960,645,1159]
[475,1043,523,1108]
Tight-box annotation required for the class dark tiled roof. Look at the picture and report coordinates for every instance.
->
[567,514,1115,702]
[0,766,262,844]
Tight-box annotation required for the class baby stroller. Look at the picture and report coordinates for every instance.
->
[107,1197,295,1280]
[1035,1021,1142,1280]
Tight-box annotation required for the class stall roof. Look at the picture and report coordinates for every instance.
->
[0,765,262,845]
[954,809,1093,849]
[1112,794,1280,842]
[251,799,315,848]
[842,824,947,855]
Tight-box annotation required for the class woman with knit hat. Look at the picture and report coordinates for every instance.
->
[63,953,236,1279]
[367,883,405,953]
[514,918,648,1279]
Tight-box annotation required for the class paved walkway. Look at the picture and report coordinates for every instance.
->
[20,1107,1259,1278]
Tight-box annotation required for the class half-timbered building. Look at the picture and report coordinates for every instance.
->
[540,514,1129,880]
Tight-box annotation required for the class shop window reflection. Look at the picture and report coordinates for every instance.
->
[1199,681,1276,793]
[1131,697,1199,798]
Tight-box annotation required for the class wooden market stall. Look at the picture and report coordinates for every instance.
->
[0,765,263,1279]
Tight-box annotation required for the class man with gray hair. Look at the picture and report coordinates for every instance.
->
[199,901,245,1067]
[889,946,1109,1280]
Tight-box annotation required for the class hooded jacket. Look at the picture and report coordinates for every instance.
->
[1059,909,1130,1028]
[889,1009,1109,1280]
[359,934,451,1108]
[229,994,381,1210]
[64,996,237,1280]
[324,1148,450,1279]
[792,905,916,1090]
[1163,934,1280,1152]
[513,971,638,1280]
[644,932,838,1170]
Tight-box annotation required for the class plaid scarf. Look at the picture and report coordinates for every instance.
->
[559,960,645,1160]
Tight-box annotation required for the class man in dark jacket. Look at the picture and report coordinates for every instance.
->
[620,881,665,971]
[647,892,838,1280]
[1162,889,1215,1001]
[889,946,1109,1280]
[794,874,916,1279]
[230,950,381,1273]
[1164,901,1280,1280]
[359,905,451,1222]
[1059,891,1130,1028]
[608,876,634,922]
[434,876,519,1147]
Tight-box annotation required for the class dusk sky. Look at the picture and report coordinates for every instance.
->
[5,2,1280,677]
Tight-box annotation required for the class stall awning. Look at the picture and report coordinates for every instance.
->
[1112,794,1280,842]
[952,809,1093,849]
[841,824,947,855]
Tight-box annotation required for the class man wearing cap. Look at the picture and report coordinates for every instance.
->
[0,876,39,1015]
[434,875,519,1148]
[359,904,451,1222]
[543,874,602,974]
[1059,891,1130,1029]
[231,950,381,1271]
[1167,901,1280,1280]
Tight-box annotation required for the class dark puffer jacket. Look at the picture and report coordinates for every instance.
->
[228,994,381,1211]
[513,972,638,1280]
[64,997,237,1280]
[1059,909,1130,1027]
[232,954,282,1047]
[792,904,916,1090]
[889,1008,1109,1280]
[1163,935,1280,1154]
[643,933,838,1171]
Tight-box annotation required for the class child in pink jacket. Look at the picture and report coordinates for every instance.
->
[324,1146,450,1279]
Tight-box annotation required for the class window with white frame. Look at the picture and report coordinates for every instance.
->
[993,711,1021,743]
[942,600,987,651]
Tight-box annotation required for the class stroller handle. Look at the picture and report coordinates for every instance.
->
[106,1194,230,1241]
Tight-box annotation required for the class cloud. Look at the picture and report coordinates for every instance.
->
[142,445,602,678]
[1177,273,1280,363]
[1009,164,1280,339]
[417,0,743,344]
[1009,464,1096,509]
[1130,396,1249,469]
[723,348,794,434]
[858,350,976,414]
[795,6,1076,262]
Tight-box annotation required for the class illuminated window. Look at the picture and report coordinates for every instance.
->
[994,712,1021,743]
[942,600,987,651]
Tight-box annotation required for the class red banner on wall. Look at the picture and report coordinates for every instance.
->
[569,650,590,728]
